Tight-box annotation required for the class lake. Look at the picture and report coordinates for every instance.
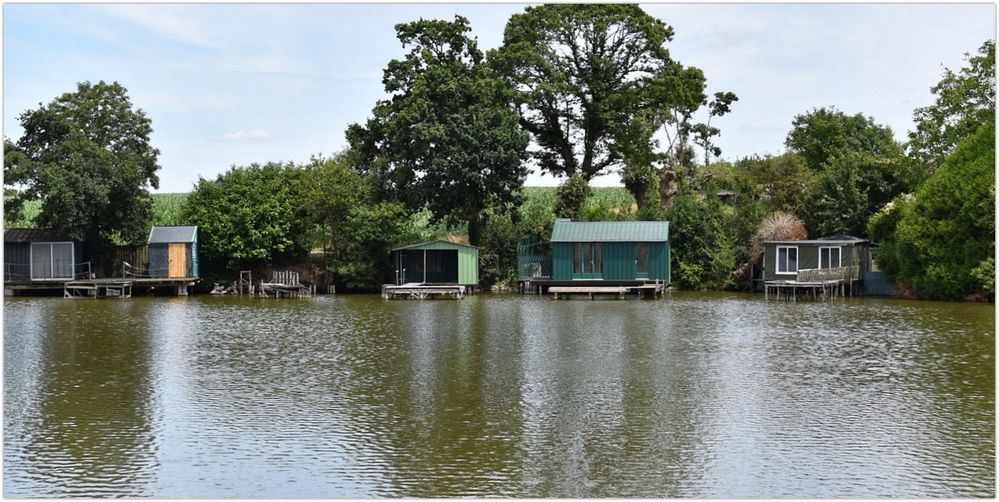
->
[3,292,994,497]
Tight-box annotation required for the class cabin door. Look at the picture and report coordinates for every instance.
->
[168,243,187,278]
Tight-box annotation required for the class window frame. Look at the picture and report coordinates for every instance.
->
[775,245,798,276]
[29,241,75,281]
[818,246,842,269]
[572,242,603,276]
[636,243,649,277]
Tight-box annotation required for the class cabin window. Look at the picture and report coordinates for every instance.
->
[636,243,649,275]
[573,243,602,274]
[819,246,842,269]
[30,242,74,280]
[776,246,798,275]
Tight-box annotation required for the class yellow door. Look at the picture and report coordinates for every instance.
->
[168,243,186,278]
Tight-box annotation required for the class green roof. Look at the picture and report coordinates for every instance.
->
[390,239,479,252]
[550,220,669,242]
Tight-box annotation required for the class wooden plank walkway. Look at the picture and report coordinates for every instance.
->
[382,283,466,300]
[549,282,665,300]
[64,279,134,299]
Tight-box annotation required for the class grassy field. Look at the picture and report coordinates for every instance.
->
[3,187,635,229]
[4,193,191,229]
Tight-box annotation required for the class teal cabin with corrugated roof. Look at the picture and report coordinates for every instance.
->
[550,219,670,283]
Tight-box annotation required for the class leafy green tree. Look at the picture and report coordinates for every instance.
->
[295,154,368,284]
[725,154,814,215]
[491,5,676,182]
[666,191,738,289]
[870,121,994,299]
[784,107,907,237]
[335,201,420,290]
[805,150,907,237]
[553,174,591,219]
[3,81,160,269]
[181,162,311,271]
[909,39,995,173]
[347,16,529,246]
[786,107,903,171]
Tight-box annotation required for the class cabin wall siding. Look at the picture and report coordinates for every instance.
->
[4,242,30,279]
[602,242,636,280]
[457,246,478,285]
[649,242,669,282]
[551,240,670,281]
[552,243,574,280]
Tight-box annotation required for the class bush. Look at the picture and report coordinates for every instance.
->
[182,163,311,272]
[870,121,995,299]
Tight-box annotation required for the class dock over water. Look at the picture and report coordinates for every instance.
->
[382,283,466,300]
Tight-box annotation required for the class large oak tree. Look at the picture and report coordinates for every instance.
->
[4,81,161,269]
[347,16,529,246]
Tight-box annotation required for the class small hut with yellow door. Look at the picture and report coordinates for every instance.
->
[147,226,199,279]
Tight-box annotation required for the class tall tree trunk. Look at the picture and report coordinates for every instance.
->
[467,212,486,247]
[659,169,678,211]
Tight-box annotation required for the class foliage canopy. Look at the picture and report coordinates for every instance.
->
[4,81,160,263]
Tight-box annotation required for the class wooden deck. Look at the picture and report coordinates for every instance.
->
[382,283,466,300]
[764,266,859,301]
[549,282,665,300]
[260,270,312,298]
[764,280,851,301]
[60,277,198,298]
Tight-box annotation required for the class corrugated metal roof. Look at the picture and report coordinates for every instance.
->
[148,226,197,243]
[390,239,479,252]
[763,238,869,246]
[4,228,74,243]
[550,220,669,242]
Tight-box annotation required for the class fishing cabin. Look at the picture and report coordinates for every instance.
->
[762,235,873,299]
[147,226,199,279]
[384,240,478,299]
[4,228,88,295]
[518,219,670,298]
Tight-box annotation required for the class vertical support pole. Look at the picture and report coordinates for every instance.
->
[423,249,427,285]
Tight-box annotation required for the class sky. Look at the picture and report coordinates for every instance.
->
[3,3,995,193]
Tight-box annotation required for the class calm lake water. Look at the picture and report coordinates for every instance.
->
[3,292,994,497]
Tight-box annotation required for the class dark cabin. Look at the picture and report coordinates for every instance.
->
[550,219,670,283]
[762,235,872,282]
[390,240,479,286]
[147,226,199,279]
[3,228,85,284]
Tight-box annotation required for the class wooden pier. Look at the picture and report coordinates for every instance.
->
[260,271,312,298]
[60,277,198,298]
[549,281,665,300]
[382,283,466,300]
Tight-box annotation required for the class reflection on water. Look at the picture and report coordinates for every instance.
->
[4,293,994,497]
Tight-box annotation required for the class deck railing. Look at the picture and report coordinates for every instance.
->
[5,261,91,281]
[796,265,859,282]
[123,261,169,279]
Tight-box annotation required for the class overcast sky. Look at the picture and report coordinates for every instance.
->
[3,3,995,192]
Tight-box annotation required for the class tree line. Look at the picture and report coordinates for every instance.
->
[4,6,994,300]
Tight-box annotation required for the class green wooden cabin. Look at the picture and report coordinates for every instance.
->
[550,219,670,283]
[391,240,478,286]
[763,235,872,282]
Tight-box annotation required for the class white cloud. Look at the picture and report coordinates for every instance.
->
[95,5,218,47]
[223,130,271,142]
